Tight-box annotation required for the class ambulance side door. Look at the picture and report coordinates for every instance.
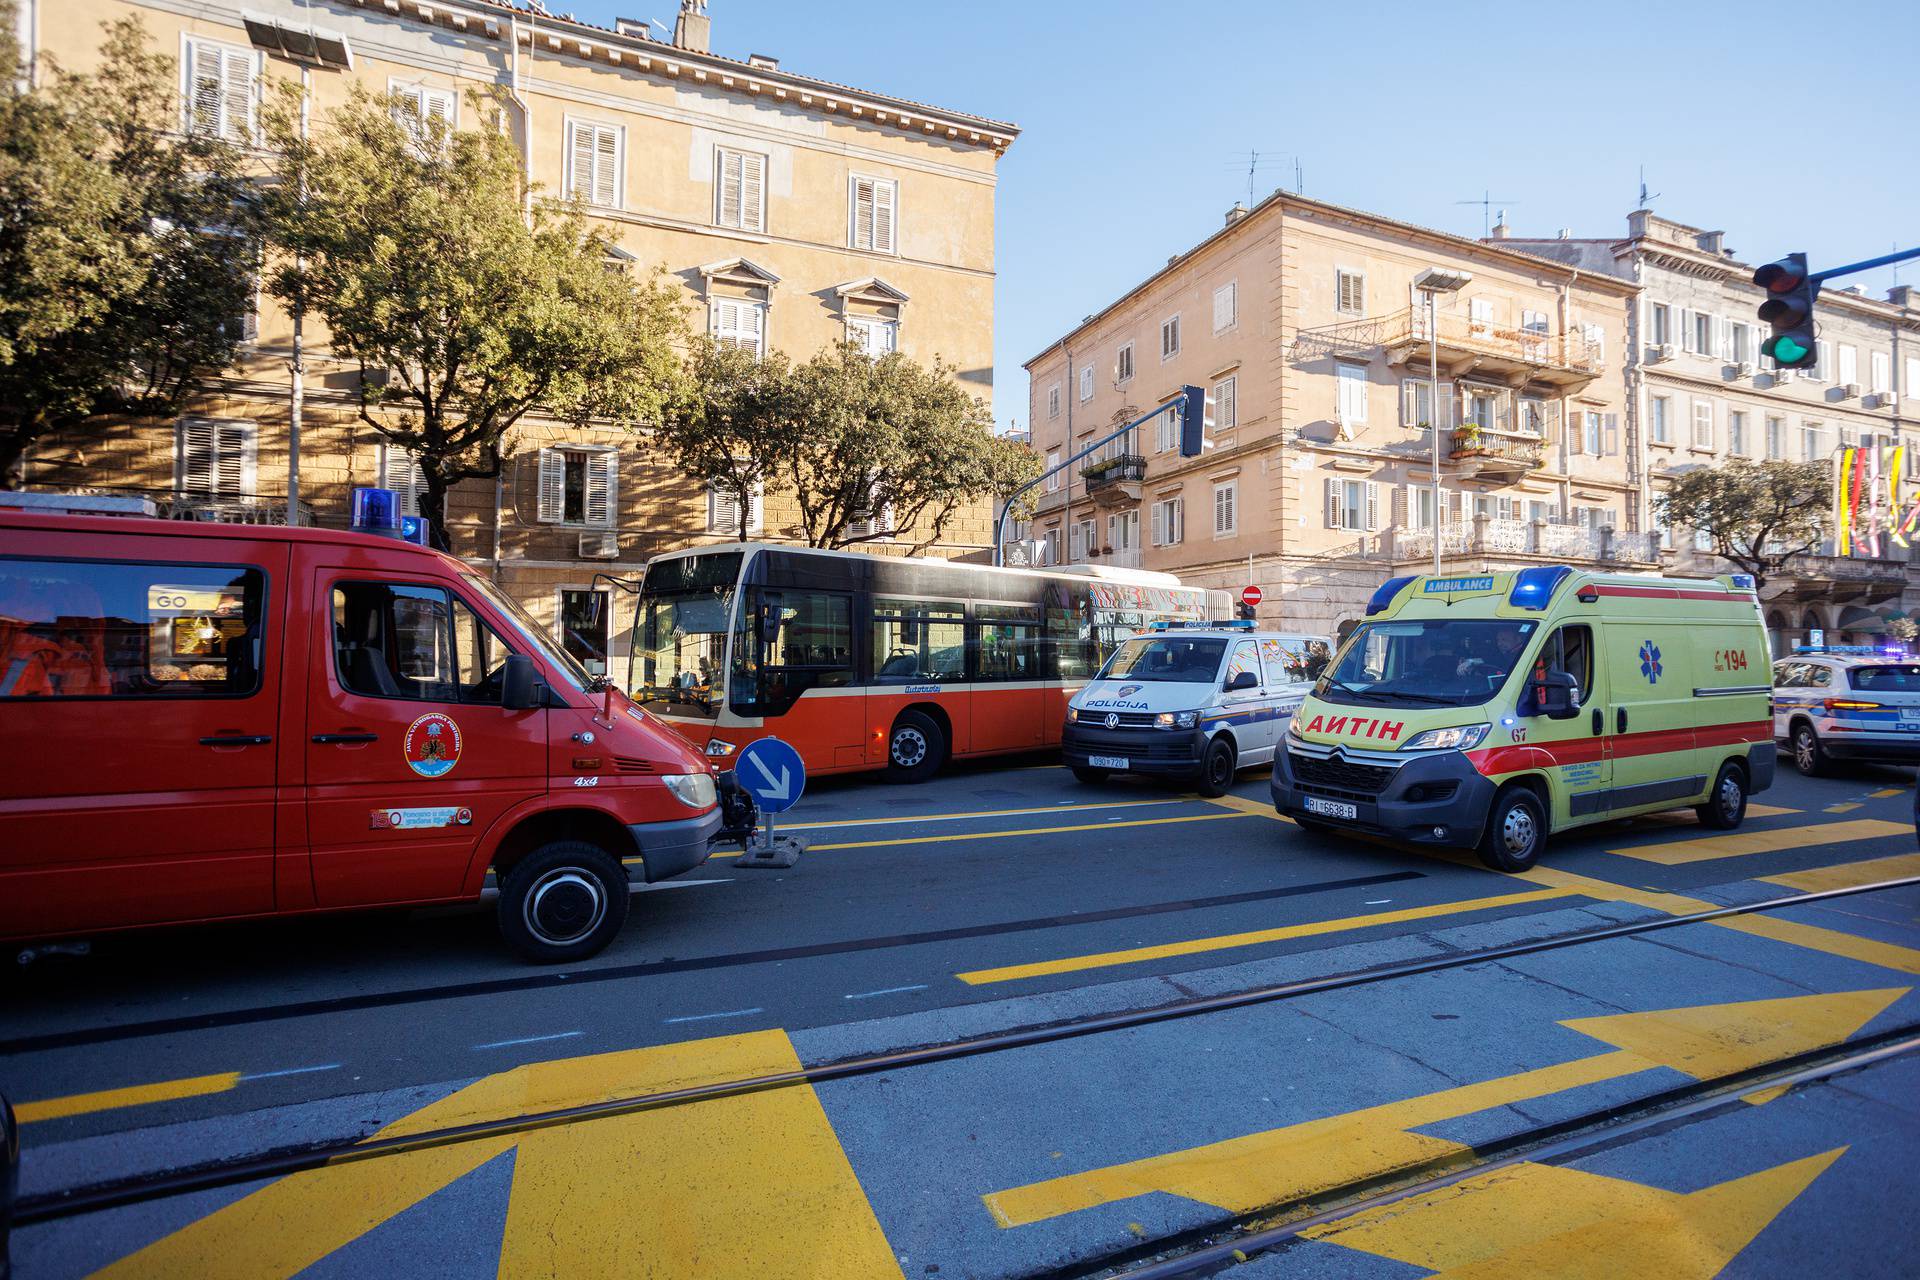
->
[1524,622,1612,824]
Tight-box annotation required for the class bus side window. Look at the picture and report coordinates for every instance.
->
[973,604,1041,682]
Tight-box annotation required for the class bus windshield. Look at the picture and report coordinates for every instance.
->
[1098,636,1229,683]
[1317,619,1537,709]
[635,553,743,719]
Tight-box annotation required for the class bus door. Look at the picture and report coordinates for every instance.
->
[968,603,1046,756]
[740,588,861,770]
[870,599,970,759]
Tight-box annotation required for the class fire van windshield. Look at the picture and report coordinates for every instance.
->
[1317,619,1538,709]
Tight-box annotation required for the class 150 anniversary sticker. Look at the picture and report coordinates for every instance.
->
[404,712,463,777]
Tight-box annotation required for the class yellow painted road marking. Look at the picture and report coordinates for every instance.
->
[1204,793,1295,824]
[14,1071,242,1123]
[1301,1149,1846,1279]
[982,988,1902,1227]
[1762,852,1920,894]
[1745,803,1801,818]
[1606,818,1910,866]
[782,798,1188,832]
[1826,801,1864,813]
[96,1030,903,1280]
[788,809,1250,855]
[955,887,1578,986]
[1871,788,1906,799]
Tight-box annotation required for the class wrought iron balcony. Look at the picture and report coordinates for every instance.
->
[1293,307,1605,388]
[1448,426,1545,477]
[28,485,314,526]
[1081,453,1147,496]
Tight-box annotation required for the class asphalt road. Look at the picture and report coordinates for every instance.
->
[6,753,1920,1278]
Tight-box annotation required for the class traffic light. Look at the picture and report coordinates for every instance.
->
[1234,600,1256,621]
[1178,384,1211,457]
[1753,252,1820,369]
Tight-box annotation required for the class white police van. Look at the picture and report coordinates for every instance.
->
[1063,623,1333,796]
[1772,645,1920,775]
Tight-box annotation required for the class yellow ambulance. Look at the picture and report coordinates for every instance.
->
[1270,566,1775,870]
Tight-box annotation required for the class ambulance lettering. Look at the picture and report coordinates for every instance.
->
[1300,714,1403,742]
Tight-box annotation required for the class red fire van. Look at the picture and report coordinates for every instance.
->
[0,506,725,963]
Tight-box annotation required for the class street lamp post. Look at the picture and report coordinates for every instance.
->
[1413,267,1472,577]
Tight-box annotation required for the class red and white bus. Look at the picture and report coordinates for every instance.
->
[630,544,1226,781]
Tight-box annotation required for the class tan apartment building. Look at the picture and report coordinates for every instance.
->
[1023,191,1642,638]
[1502,211,1920,656]
[17,0,1014,675]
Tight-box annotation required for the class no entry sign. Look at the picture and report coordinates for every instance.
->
[1241,585,1263,608]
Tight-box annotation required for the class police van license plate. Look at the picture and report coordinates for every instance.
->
[1901,708,1920,723]
[1088,755,1129,769]
[1304,797,1358,820]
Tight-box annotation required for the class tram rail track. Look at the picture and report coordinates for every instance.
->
[12,871,1920,1228]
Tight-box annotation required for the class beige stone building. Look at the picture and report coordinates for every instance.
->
[1501,211,1920,656]
[17,0,1014,674]
[1023,191,1643,638]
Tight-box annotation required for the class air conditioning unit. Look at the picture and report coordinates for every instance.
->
[1651,343,1676,363]
[1876,390,1900,410]
[1842,382,1862,400]
[1771,368,1793,383]
[578,531,620,559]
[1733,361,1754,378]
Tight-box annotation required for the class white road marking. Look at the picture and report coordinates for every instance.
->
[664,1007,764,1025]
[240,1064,344,1081]
[473,1031,585,1050]
[844,984,930,1000]
[1364,899,1393,905]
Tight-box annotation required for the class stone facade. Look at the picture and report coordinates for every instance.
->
[18,0,1013,673]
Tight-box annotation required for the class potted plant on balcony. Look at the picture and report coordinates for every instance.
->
[1451,423,1486,457]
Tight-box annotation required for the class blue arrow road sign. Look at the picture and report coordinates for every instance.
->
[736,737,805,814]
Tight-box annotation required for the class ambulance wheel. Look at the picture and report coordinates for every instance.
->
[885,711,946,784]
[1696,761,1749,830]
[1790,722,1829,777]
[1072,766,1111,784]
[1197,737,1239,798]
[498,841,629,964]
[1477,787,1545,873]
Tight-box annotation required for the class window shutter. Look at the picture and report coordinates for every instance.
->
[593,127,618,207]
[852,177,875,250]
[1364,482,1379,532]
[1324,477,1340,529]
[740,152,765,233]
[1171,498,1183,544]
[585,451,616,527]
[1214,283,1235,331]
[177,418,216,493]
[380,444,427,516]
[1216,376,1235,429]
[570,124,595,202]
[871,178,894,253]
[1401,379,1417,426]
[536,448,564,523]
[220,47,252,141]
[189,43,223,136]
[425,87,453,123]
[1151,502,1165,546]
[1069,522,1084,560]
[1604,413,1620,456]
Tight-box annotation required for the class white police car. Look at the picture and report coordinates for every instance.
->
[1772,645,1920,775]
[1063,622,1333,797]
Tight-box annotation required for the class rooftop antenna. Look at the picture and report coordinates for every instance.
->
[1636,165,1661,211]
[1227,150,1290,203]
[1294,158,1303,194]
[1456,190,1520,238]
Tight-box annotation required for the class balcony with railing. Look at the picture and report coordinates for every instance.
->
[1448,425,1545,478]
[1771,548,1909,604]
[1293,307,1605,388]
[1389,516,1660,568]
[1080,454,1147,503]
[25,485,316,526]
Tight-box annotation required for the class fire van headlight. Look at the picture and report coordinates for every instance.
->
[661,773,718,809]
[1155,710,1200,729]
[1400,724,1490,752]
[703,739,738,758]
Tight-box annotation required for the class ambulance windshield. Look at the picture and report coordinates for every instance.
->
[1318,619,1537,709]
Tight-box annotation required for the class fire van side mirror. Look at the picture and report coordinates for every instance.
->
[501,654,547,711]
[1533,670,1581,720]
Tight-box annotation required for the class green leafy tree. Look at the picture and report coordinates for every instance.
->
[651,338,798,541]
[1656,459,1831,595]
[0,11,257,487]
[261,85,687,546]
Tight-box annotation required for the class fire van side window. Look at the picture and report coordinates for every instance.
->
[333,582,512,704]
[0,558,264,698]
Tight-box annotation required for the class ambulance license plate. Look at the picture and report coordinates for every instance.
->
[1088,755,1129,769]
[1304,797,1358,820]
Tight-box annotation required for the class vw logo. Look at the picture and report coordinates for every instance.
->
[1105,712,1120,730]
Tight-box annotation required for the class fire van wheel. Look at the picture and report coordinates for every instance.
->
[1072,766,1111,784]
[1477,786,1545,873]
[498,841,630,964]
[1696,761,1750,830]
[1197,736,1239,798]
[885,711,946,784]
[1791,722,1830,777]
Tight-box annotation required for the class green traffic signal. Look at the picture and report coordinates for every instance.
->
[1770,335,1810,365]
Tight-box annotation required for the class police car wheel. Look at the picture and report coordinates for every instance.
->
[885,711,946,784]
[1791,723,1829,777]
[1477,788,1545,872]
[1197,737,1238,798]
[498,841,629,964]
[1696,762,1748,830]
[1071,766,1111,784]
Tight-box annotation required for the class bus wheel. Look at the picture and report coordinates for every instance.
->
[1696,761,1748,830]
[498,841,630,964]
[1197,736,1238,798]
[1477,787,1545,873]
[885,711,946,784]
[1071,766,1111,784]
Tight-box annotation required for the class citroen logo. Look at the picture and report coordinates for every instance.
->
[1105,712,1120,730]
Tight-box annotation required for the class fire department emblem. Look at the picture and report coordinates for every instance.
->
[403,713,463,778]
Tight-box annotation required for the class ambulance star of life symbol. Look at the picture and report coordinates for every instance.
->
[1105,712,1120,730]
[1639,640,1663,684]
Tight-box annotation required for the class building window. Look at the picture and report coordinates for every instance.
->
[1519,398,1547,438]
[1336,360,1368,425]
[1809,340,1829,381]
[1044,452,1060,493]
[845,316,897,357]
[1116,342,1134,383]
[1152,496,1184,546]
[1079,366,1094,402]
[1728,410,1747,457]
[1766,415,1784,459]
[1468,297,1493,336]
[705,477,763,535]
[565,120,622,209]
[1047,383,1062,419]
[1161,315,1181,360]
[183,38,255,142]
[1583,411,1604,456]
[1325,478,1376,532]
[1650,395,1672,444]
[175,417,257,497]
[1401,378,1441,430]
[1691,311,1713,356]
[1213,375,1237,430]
[848,174,897,253]
[1213,282,1237,332]
[1907,359,1920,400]
[1692,400,1714,450]
[379,444,427,516]
[1647,301,1670,346]
[557,587,612,677]
[1106,509,1138,554]
[537,447,617,527]
[1335,269,1365,316]
[1837,344,1858,387]
[1871,352,1891,395]
[710,146,766,232]
[1693,526,1713,553]
[1802,420,1826,461]
[1729,322,1752,365]
[1041,528,1061,566]
[1069,518,1095,561]
[1213,481,1238,536]
[709,298,766,355]
[1154,406,1181,452]
[389,79,455,143]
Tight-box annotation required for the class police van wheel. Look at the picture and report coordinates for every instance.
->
[1477,788,1545,873]
[1071,766,1111,784]
[498,841,630,964]
[885,711,946,784]
[1197,737,1238,798]
[1696,762,1749,830]
[1790,723,1829,777]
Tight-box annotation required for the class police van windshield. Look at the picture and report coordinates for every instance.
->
[1318,619,1537,709]
[1098,636,1228,683]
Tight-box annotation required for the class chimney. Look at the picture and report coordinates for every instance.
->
[1626,208,1652,240]
[1225,202,1249,227]
[747,53,779,69]
[672,0,710,53]
[1557,228,1571,240]
[1694,229,1725,256]
[1889,285,1916,309]
[614,16,652,38]
[1488,215,1510,241]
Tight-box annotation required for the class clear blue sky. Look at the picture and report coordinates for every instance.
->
[571,0,1920,431]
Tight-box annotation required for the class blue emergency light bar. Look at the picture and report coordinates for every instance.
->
[1509,565,1572,611]
[399,514,431,546]
[350,487,401,536]
[1146,619,1255,632]
[1792,644,1902,656]
[1365,575,1417,617]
